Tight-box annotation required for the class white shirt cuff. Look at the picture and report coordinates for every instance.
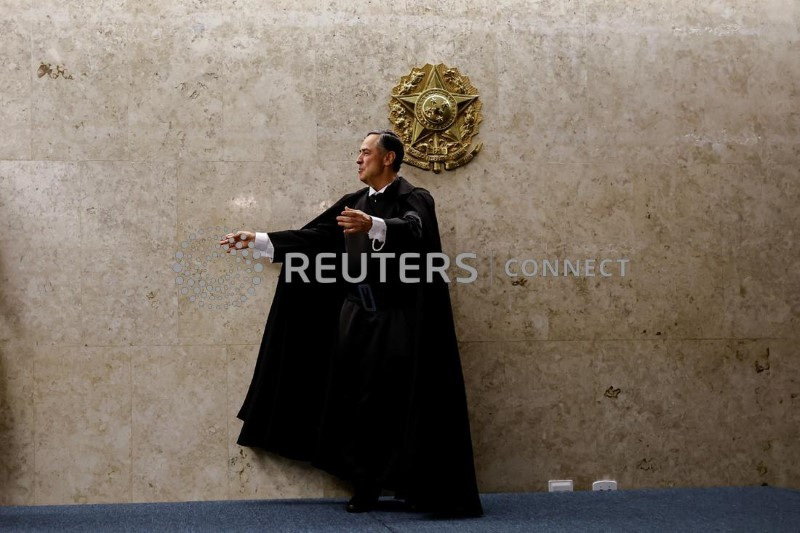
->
[368,217,386,242]
[255,232,275,262]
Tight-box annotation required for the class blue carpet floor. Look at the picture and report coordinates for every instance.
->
[2,487,799,532]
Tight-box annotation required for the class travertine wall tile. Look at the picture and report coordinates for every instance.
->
[407,0,495,19]
[220,24,317,162]
[0,162,81,345]
[462,340,600,492]
[33,346,131,505]
[769,340,800,489]
[722,245,800,339]
[593,340,688,489]
[720,163,800,251]
[0,342,35,505]
[584,0,673,28]
[585,32,679,164]
[454,163,574,251]
[593,340,775,488]
[401,17,467,66]
[131,345,227,502]
[633,164,726,250]
[0,20,32,160]
[678,340,777,487]
[322,0,409,17]
[664,245,728,339]
[718,163,800,338]
[79,162,178,346]
[451,244,551,342]
[30,21,129,161]
[670,0,764,29]
[749,35,800,145]
[314,19,409,163]
[762,0,800,35]
[562,163,636,247]
[764,142,800,166]
[8,0,134,27]
[543,249,636,340]
[625,244,681,338]
[127,22,224,161]
[129,0,322,24]
[770,340,800,428]
[497,30,588,163]
[673,32,764,165]
[496,0,583,29]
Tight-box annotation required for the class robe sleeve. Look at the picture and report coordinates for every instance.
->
[383,189,434,250]
[266,197,351,263]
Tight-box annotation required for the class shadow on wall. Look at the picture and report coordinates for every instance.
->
[230,445,350,499]
[0,247,25,504]
[0,344,15,504]
[0,250,23,342]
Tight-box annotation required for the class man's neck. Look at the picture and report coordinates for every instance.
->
[368,173,398,192]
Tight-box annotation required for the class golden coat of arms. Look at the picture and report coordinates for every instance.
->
[389,63,482,173]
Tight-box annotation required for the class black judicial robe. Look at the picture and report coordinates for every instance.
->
[236,177,482,515]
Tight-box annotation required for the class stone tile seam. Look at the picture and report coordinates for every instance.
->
[0,158,779,163]
[8,339,797,347]
[458,337,798,343]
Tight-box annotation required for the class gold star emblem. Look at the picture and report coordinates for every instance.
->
[389,64,483,173]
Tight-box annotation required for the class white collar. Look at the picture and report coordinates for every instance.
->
[369,179,396,196]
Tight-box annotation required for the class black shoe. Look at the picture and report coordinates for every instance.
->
[346,487,380,513]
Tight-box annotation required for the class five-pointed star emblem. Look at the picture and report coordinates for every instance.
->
[393,66,479,146]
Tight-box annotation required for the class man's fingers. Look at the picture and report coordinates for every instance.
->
[220,231,253,248]
[337,211,372,235]
[337,219,366,230]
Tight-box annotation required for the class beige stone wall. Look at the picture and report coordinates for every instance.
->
[1,1,798,505]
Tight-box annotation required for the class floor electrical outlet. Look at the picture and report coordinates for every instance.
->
[548,480,574,492]
[592,480,618,491]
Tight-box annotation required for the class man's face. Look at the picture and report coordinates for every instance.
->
[356,134,388,185]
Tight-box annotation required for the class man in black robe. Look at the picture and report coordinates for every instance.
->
[223,130,482,516]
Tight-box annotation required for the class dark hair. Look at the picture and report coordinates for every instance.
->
[366,130,404,172]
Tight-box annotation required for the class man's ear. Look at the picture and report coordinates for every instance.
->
[383,150,396,168]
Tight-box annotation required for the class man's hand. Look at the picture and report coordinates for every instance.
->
[337,207,373,235]
[219,230,255,253]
